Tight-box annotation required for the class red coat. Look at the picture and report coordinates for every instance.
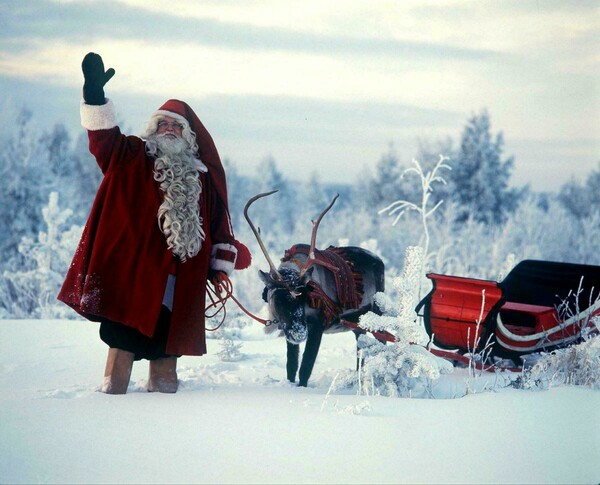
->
[58,101,240,356]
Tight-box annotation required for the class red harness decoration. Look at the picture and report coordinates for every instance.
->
[282,245,363,327]
[210,274,522,373]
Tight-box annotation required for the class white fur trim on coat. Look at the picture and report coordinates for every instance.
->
[152,110,188,127]
[210,243,238,276]
[80,99,117,131]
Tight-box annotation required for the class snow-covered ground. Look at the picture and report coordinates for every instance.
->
[1,318,598,484]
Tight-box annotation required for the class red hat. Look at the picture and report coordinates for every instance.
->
[153,99,221,175]
[154,99,251,270]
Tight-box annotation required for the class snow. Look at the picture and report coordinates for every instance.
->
[1,319,598,484]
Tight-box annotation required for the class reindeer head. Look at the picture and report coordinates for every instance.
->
[244,191,338,344]
[258,265,313,343]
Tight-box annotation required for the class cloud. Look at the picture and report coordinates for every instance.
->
[1,0,597,191]
[1,0,500,60]
[0,36,492,114]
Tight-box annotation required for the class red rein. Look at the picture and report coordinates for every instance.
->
[205,274,269,331]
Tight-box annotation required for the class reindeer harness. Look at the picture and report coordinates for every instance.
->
[282,244,364,328]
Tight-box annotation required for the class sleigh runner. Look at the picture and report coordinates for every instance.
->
[417,260,600,364]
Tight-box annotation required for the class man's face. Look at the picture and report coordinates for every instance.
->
[156,116,184,139]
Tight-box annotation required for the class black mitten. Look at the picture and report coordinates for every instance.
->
[81,52,115,105]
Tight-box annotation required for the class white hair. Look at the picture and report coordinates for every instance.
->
[145,122,206,262]
[143,113,199,154]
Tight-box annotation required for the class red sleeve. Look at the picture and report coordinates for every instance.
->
[80,99,144,174]
[88,128,144,175]
[207,178,238,275]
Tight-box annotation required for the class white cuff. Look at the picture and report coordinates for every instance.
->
[80,98,117,131]
[210,243,238,276]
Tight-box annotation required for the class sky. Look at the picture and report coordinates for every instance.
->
[0,0,598,191]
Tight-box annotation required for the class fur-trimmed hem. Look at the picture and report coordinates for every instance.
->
[80,99,117,131]
[210,243,238,275]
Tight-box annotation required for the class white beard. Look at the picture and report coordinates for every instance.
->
[147,133,205,262]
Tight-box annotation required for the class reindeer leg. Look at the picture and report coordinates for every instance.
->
[298,324,323,387]
[352,329,365,371]
[286,341,299,383]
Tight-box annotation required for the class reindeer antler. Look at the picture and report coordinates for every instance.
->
[299,194,339,278]
[243,190,283,279]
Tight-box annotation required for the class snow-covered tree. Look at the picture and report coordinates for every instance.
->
[449,110,521,225]
[222,157,260,230]
[38,123,103,226]
[256,156,296,234]
[362,143,405,209]
[42,123,72,178]
[303,171,331,219]
[0,108,54,267]
[0,112,100,270]
[2,192,82,318]
[557,162,600,219]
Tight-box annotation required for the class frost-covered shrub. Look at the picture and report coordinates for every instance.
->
[520,336,600,390]
[335,246,453,398]
[209,307,251,362]
[356,335,453,398]
[217,338,244,362]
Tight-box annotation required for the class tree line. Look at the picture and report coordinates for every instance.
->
[1,106,598,318]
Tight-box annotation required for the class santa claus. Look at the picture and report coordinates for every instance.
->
[58,53,251,394]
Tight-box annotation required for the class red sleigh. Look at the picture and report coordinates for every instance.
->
[417,260,600,363]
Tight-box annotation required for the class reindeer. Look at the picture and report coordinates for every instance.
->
[244,191,385,387]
